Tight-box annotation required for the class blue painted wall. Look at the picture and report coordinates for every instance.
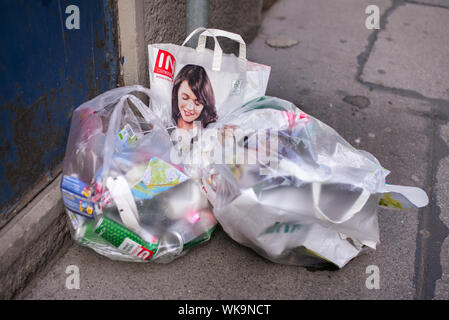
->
[0,0,121,226]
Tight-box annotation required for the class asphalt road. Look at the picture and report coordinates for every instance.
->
[20,0,449,300]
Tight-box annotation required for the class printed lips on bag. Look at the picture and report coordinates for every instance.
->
[148,28,271,130]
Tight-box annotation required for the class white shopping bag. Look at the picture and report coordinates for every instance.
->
[148,28,271,129]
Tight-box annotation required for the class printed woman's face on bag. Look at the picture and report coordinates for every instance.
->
[172,64,217,130]
[178,80,204,123]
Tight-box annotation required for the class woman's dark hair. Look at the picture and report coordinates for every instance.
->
[172,64,217,128]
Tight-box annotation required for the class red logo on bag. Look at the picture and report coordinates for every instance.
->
[154,49,176,80]
[133,246,154,261]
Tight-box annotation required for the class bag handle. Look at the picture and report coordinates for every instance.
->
[195,29,247,71]
[312,182,371,224]
[181,28,247,71]
[181,27,223,71]
[197,29,246,59]
[105,175,156,243]
[106,176,141,233]
[182,27,207,47]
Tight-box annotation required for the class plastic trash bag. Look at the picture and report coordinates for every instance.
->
[61,85,216,263]
[199,96,428,268]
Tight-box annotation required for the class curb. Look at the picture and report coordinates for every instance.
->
[0,174,71,299]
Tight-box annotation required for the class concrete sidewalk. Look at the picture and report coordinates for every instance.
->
[19,0,449,300]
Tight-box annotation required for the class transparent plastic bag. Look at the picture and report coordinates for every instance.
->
[200,96,428,268]
[62,85,216,263]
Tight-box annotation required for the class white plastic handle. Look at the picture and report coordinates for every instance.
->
[196,29,247,71]
[197,29,246,59]
[182,27,207,46]
[106,176,141,233]
[312,183,371,224]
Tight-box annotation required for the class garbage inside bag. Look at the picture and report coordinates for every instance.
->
[61,85,216,263]
[199,96,429,268]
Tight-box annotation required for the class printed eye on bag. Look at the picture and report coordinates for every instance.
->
[148,28,271,130]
